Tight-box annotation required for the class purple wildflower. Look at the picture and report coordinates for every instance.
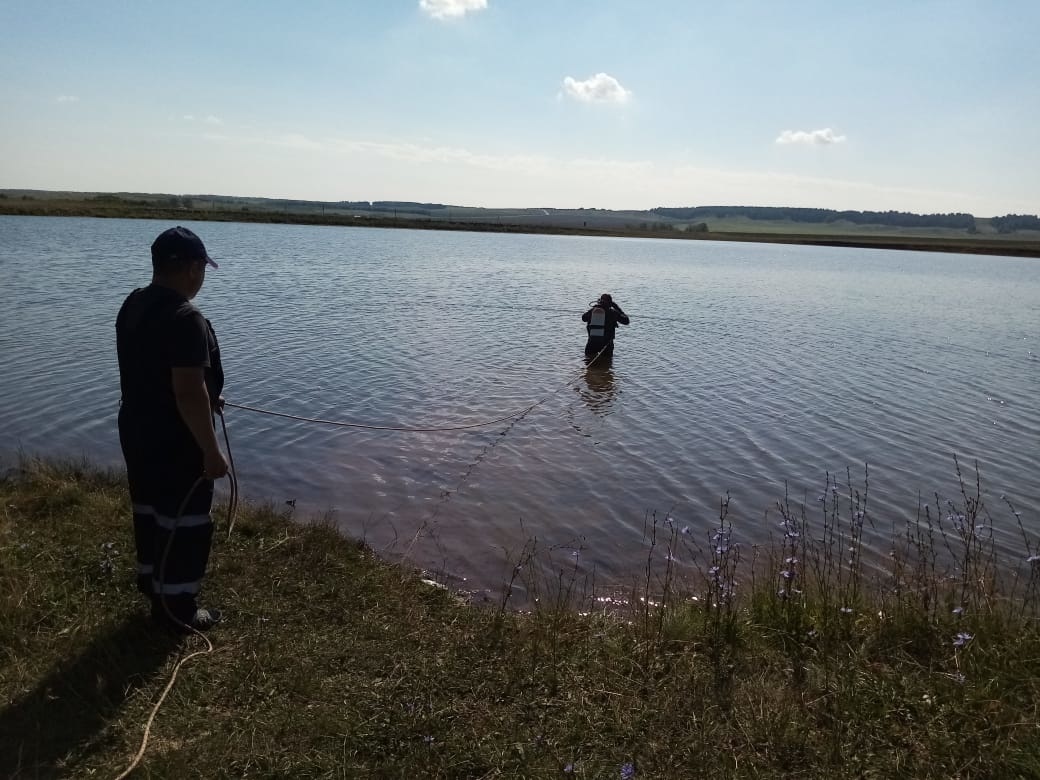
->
[953,631,973,648]
[563,762,575,774]
[621,762,636,779]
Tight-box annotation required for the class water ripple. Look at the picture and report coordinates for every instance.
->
[2,216,1038,591]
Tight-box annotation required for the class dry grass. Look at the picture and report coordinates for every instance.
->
[2,458,1039,778]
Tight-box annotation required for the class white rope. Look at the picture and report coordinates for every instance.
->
[224,345,612,433]
[224,400,538,432]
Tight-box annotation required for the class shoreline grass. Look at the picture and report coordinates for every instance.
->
[2,458,1039,778]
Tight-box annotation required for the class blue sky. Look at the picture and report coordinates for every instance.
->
[1,0,1037,216]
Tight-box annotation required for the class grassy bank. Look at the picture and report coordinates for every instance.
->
[2,459,1039,778]
[3,194,1039,258]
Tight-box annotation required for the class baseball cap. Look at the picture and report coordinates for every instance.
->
[151,226,218,268]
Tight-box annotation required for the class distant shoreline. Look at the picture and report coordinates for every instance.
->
[3,197,1039,258]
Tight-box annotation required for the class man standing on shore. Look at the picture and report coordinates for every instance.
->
[116,226,227,632]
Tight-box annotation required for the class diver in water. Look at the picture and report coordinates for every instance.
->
[581,293,629,360]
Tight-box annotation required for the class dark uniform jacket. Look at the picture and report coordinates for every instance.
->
[116,284,223,468]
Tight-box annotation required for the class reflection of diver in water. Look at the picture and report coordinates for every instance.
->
[568,293,627,433]
[581,293,629,361]
[577,354,619,417]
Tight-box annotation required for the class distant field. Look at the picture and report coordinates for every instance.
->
[687,215,1010,238]
[2,190,1038,257]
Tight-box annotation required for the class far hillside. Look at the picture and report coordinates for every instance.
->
[2,190,1038,256]
[650,205,1040,237]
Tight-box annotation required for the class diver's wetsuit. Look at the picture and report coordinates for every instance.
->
[582,302,630,357]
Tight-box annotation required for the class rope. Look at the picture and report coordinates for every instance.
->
[396,342,613,562]
[220,408,240,540]
[224,334,619,434]
[113,636,212,780]
[223,400,540,432]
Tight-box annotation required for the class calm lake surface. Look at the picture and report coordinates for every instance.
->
[1,215,1037,596]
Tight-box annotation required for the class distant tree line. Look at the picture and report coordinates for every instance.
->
[7,190,1039,235]
[990,214,1040,233]
[650,206,978,230]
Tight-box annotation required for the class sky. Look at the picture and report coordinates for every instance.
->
[1,0,1038,216]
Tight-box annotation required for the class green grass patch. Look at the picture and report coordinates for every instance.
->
[2,458,1039,778]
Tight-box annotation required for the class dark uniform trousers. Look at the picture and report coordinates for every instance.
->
[119,404,214,623]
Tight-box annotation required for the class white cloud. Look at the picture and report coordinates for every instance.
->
[56,95,79,103]
[561,73,632,104]
[776,128,847,145]
[419,0,487,20]
[182,114,223,125]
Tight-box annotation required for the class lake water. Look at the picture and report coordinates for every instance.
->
[1,215,1037,597]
